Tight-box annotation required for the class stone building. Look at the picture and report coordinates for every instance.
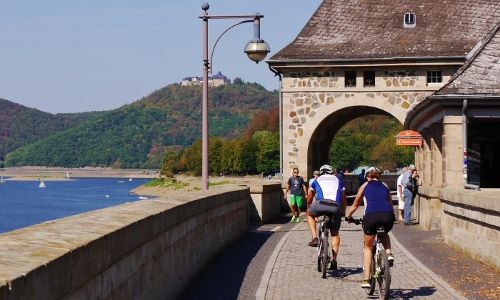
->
[404,24,500,268]
[268,0,500,179]
[407,23,500,190]
[267,0,500,268]
[181,71,230,87]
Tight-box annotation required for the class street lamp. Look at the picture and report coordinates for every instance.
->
[200,3,270,190]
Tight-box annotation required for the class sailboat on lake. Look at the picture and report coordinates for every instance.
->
[39,178,46,188]
[0,176,5,184]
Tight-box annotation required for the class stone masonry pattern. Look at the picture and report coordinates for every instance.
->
[286,92,428,150]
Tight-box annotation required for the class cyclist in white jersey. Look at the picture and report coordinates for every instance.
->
[307,164,346,270]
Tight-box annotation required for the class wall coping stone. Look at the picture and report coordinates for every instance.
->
[0,185,249,287]
[440,187,500,213]
[247,183,282,193]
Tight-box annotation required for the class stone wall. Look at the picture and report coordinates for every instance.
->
[248,183,282,224]
[415,186,443,230]
[279,67,454,177]
[422,188,500,270]
[0,186,250,299]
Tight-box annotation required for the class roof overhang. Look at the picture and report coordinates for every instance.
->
[405,95,500,130]
[267,56,466,70]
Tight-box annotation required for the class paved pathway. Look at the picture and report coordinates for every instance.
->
[180,211,469,300]
[260,213,466,300]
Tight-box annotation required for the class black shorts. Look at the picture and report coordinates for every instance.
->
[309,200,342,232]
[362,212,395,235]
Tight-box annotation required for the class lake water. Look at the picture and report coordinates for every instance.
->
[0,177,150,234]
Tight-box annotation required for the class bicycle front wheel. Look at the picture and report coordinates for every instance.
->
[317,238,323,272]
[377,247,391,300]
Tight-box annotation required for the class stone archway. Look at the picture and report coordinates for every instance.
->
[307,106,397,175]
[281,87,424,179]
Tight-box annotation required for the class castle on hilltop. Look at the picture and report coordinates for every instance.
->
[181,71,230,87]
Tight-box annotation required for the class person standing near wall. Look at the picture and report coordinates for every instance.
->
[357,169,366,190]
[401,165,416,225]
[309,170,320,189]
[285,168,307,223]
[411,168,423,205]
[396,167,407,222]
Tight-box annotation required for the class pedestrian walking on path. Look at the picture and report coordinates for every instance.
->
[285,167,307,223]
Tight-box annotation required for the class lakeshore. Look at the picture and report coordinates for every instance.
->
[130,174,278,198]
[0,166,159,179]
[1,167,276,197]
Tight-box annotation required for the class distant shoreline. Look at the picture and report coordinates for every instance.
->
[4,177,74,182]
[0,166,159,179]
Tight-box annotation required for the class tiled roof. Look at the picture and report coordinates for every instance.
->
[435,23,500,96]
[270,0,500,62]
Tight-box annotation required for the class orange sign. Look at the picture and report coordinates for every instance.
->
[396,130,422,147]
[396,139,423,146]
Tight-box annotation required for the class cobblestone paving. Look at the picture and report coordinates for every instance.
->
[262,214,466,300]
[179,213,468,300]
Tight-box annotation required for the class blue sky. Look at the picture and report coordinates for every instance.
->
[0,1,322,113]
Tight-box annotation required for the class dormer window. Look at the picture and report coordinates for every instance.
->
[404,12,416,28]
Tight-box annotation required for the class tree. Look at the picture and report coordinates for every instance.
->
[240,138,258,174]
[161,150,180,177]
[220,140,237,174]
[244,107,279,138]
[209,137,224,174]
[184,140,202,175]
[252,130,279,174]
[329,116,409,171]
[370,133,414,170]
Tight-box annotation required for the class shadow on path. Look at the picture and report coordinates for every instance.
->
[389,286,438,299]
[178,215,291,300]
[332,266,363,279]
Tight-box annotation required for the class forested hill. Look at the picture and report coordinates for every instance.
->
[0,98,103,161]
[5,80,278,168]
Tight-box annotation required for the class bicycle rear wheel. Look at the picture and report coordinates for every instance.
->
[377,247,391,300]
[321,232,329,278]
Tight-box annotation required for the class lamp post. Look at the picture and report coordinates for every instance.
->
[200,3,270,190]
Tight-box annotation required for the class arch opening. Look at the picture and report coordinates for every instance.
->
[307,106,413,178]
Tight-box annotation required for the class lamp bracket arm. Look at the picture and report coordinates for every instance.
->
[208,19,253,73]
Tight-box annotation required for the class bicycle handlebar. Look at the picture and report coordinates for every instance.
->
[344,216,363,225]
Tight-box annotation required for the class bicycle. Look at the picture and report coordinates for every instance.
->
[347,217,391,300]
[316,214,332,278]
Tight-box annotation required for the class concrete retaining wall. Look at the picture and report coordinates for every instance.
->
[0,186,250,299]
[439,188,500,270]
[248,183,282,224]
